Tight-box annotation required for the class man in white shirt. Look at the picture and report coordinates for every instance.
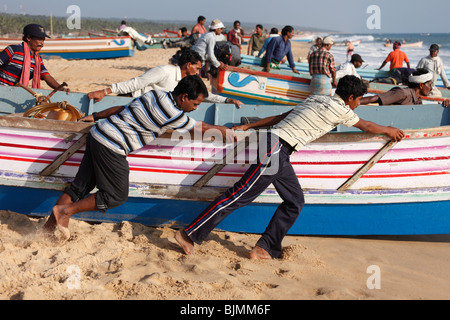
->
[336,54,364,82]
[88,49,242,107]
[417,44,450,97]
[176,75,405,260]
[192,19,228,71]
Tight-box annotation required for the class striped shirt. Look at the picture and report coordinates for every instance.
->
[273,95,360,151]
[91,90,196,155]
[0,43,49,86]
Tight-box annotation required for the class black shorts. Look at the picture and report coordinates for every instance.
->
[65,134,129,212]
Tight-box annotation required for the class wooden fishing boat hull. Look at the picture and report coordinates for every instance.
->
[0,86,450,235]
[211,66,312,105]
[240,54,450,88]
[384,41,423,48]
[0,36,135,60]
[211,65,449,106]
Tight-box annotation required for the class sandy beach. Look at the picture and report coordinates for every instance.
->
[1,42,450,301]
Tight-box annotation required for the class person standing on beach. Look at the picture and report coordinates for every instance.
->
[0,24,70,93]
[263,25,299,74]
[43,76,234,239]
[247,24,267,57]
[416,44,450,97]
[227,20,245,52]
[306,37,322,61]
[87,48,242,107]
[176,75,405,260]
[378,41,410,71]
[258,28,279,58]
[308,36,337,95]
[191,16,207,35]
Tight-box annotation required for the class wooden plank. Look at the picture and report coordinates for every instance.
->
[194,138,250,188]
[40,133,88,176]
[337,140,398,191]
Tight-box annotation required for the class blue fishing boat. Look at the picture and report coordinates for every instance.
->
[0,36,135,60]
[0,85,449,235]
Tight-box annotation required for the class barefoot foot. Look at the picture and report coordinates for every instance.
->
[175,230,194,255]
[249,245,272,260]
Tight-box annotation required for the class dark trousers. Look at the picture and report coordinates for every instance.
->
[64,134,129,212]
[185,133,304,258]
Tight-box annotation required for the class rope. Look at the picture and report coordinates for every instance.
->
[23,101,84,121]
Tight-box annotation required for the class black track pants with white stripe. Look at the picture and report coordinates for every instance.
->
[185,134,305,258]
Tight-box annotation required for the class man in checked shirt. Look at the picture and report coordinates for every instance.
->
[308,36,337,96]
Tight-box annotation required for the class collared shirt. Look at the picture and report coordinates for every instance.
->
[309,47,336,78]
[378,87,422,105]
[91,90,196,156]
[110,64,227,103]
[249,33,267,52]
[417,55,450,88]
[192,32,221,68]
[274,95,359,151]
[385,49,409,70]
[336,61,360,81]
[0,43,49,86]
[265,36,295,68]
[258,34,279,56]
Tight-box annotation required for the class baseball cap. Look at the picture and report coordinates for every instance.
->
[351,54,364,63]
[430,44,439,52]
[23,24,51,38]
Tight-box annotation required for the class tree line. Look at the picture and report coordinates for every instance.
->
[0,13,189,36]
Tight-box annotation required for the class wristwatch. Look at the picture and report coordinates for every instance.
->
[92,112,99,121]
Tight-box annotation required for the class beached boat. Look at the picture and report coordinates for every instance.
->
[211,64,449,106]
[292,34,315,42]
[334,40,361,47]
[240,54,450,88]
[384,41,423,48]
[0,36,135,60]
[0,85,449,235]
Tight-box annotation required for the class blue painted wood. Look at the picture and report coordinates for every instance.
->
[1,185,449,235]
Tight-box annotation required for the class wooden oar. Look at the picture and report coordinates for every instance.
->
[194,137,250,188]
[337,139,398,191]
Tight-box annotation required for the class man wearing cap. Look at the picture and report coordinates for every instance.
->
[0,24,69,92]
[192,19,228,72]
[417,44,450,96]
[308,36,337,95]
[336,54,364,81]
[360,68,435,105]
[378,41,410,71]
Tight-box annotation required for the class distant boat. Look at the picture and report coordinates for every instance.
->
[384,41,423,48]
[0,36,134,60]
[334,40,361,47]
[291,34,315,42]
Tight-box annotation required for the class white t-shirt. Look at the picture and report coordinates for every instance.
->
[274,95,360,151]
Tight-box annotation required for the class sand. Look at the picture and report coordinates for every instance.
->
[1,42,450,301]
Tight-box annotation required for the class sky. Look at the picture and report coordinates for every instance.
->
[1,0,450,34]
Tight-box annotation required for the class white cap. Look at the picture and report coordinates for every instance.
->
[210,19,225,30]
[322,36,335,45]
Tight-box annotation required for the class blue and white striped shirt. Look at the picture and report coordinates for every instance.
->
[91,90,196,155]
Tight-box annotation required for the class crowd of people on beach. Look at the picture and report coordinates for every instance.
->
[1,19,450,260]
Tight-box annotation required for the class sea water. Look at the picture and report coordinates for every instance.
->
[322,33,450,70]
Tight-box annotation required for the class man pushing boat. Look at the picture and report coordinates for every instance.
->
[176,75,405,260]
[43,76,233,240]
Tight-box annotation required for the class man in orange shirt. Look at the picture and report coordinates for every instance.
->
[378,41,410,71]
